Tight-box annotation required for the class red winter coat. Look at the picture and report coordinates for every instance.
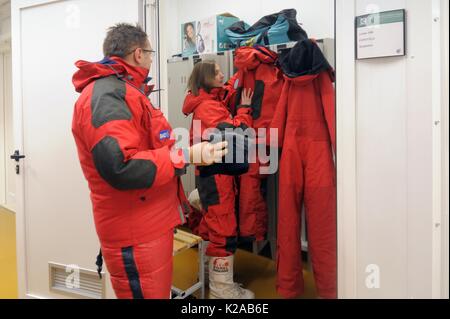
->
[231,46,284,143]
[272,39,336,152]
[271,70,336,152]
[182,87,253,142]
[72,56,189,248]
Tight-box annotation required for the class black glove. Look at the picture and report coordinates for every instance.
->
[198,128,254,177]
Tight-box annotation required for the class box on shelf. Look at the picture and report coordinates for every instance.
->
[181,13,239,56]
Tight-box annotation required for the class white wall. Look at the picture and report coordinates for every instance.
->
[336,0,358,299]
[163,0,334,57]
[440,0,449,300]
[0,0,15,212]
[337,0,447,298]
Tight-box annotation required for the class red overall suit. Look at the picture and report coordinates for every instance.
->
[182,88,252,257]
[272,39,337,299]
[72,57,189,299]
[230,46,285,241]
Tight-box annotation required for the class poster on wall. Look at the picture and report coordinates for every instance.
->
[356,9,406,60]
[182,21,198,56]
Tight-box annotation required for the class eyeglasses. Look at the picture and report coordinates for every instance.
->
[125,48,155,56]
[142,49,155,55]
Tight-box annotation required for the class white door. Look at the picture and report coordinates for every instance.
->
[1,48,16,212]
[12,0,145,299]
[1,51,7,208]
[0,51,5,208]
[3,51,15,212]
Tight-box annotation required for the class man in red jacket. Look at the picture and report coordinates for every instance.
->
[72,23,226,299]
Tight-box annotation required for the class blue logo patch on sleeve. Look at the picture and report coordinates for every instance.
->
[159,130,170,140]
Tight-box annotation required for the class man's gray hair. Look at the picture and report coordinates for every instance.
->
[103,23,149,58]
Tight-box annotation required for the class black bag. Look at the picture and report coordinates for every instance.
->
[225,9,308,47]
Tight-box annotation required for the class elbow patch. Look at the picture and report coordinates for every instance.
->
[92,136,157,190]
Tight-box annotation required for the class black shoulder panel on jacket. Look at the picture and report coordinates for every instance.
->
[91,76,132,128]
[92,136,157,190]
[251,80,265,120]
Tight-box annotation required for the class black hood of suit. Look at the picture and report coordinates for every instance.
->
[278,39,333,78]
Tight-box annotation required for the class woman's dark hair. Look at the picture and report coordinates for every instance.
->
[187,60,217,96]
[103,23,149,58]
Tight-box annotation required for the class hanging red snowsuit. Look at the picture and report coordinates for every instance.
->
[272,39,337,299]
[72,56,190,299]
[182,88,253,257]
[230,46,285,241]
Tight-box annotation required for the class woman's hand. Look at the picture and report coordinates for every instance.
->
[189,141,228,166]
[240,88,254,106]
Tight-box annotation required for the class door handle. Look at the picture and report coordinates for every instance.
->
[10,150,26,162]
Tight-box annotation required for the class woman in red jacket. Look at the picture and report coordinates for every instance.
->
[182,60,255,299]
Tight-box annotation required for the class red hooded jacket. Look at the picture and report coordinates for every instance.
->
[272,39,336,152]
[230,46,284,144]
[182,87,253,177]
[72,57,189,248]
[182,87,253,142]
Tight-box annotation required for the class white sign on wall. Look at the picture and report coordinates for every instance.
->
[356,9,406,60]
